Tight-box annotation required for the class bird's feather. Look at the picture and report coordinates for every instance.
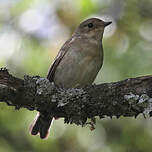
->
[47,37,74,81]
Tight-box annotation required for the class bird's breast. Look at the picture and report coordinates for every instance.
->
[53,39,103,88]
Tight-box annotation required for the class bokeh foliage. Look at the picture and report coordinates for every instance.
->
[0,0,152,152]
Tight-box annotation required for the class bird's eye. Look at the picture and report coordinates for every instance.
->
[88,23,93,28]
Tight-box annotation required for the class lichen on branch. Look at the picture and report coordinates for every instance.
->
[0,68,152,127]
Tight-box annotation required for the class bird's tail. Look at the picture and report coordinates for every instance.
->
[29,112,54,139]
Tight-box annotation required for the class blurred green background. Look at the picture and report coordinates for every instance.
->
[0,0,152,152]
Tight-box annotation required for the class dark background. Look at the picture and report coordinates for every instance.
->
[0,0,152,152]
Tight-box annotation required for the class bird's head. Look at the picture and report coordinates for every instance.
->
[74,18,112,40]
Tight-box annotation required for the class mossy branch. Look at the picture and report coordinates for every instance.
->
[0,68,152,127]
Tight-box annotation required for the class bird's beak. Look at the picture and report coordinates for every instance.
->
[104,21,112,27]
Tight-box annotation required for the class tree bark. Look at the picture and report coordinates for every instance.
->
[0,68,152,127]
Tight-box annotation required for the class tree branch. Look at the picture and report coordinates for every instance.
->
[0,68,152,127]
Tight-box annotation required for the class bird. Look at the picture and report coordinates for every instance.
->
[29,17,112,139]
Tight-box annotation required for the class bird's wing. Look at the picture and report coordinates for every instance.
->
[47,37,74,82]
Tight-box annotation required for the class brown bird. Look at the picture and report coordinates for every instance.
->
[30,18,112,139]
